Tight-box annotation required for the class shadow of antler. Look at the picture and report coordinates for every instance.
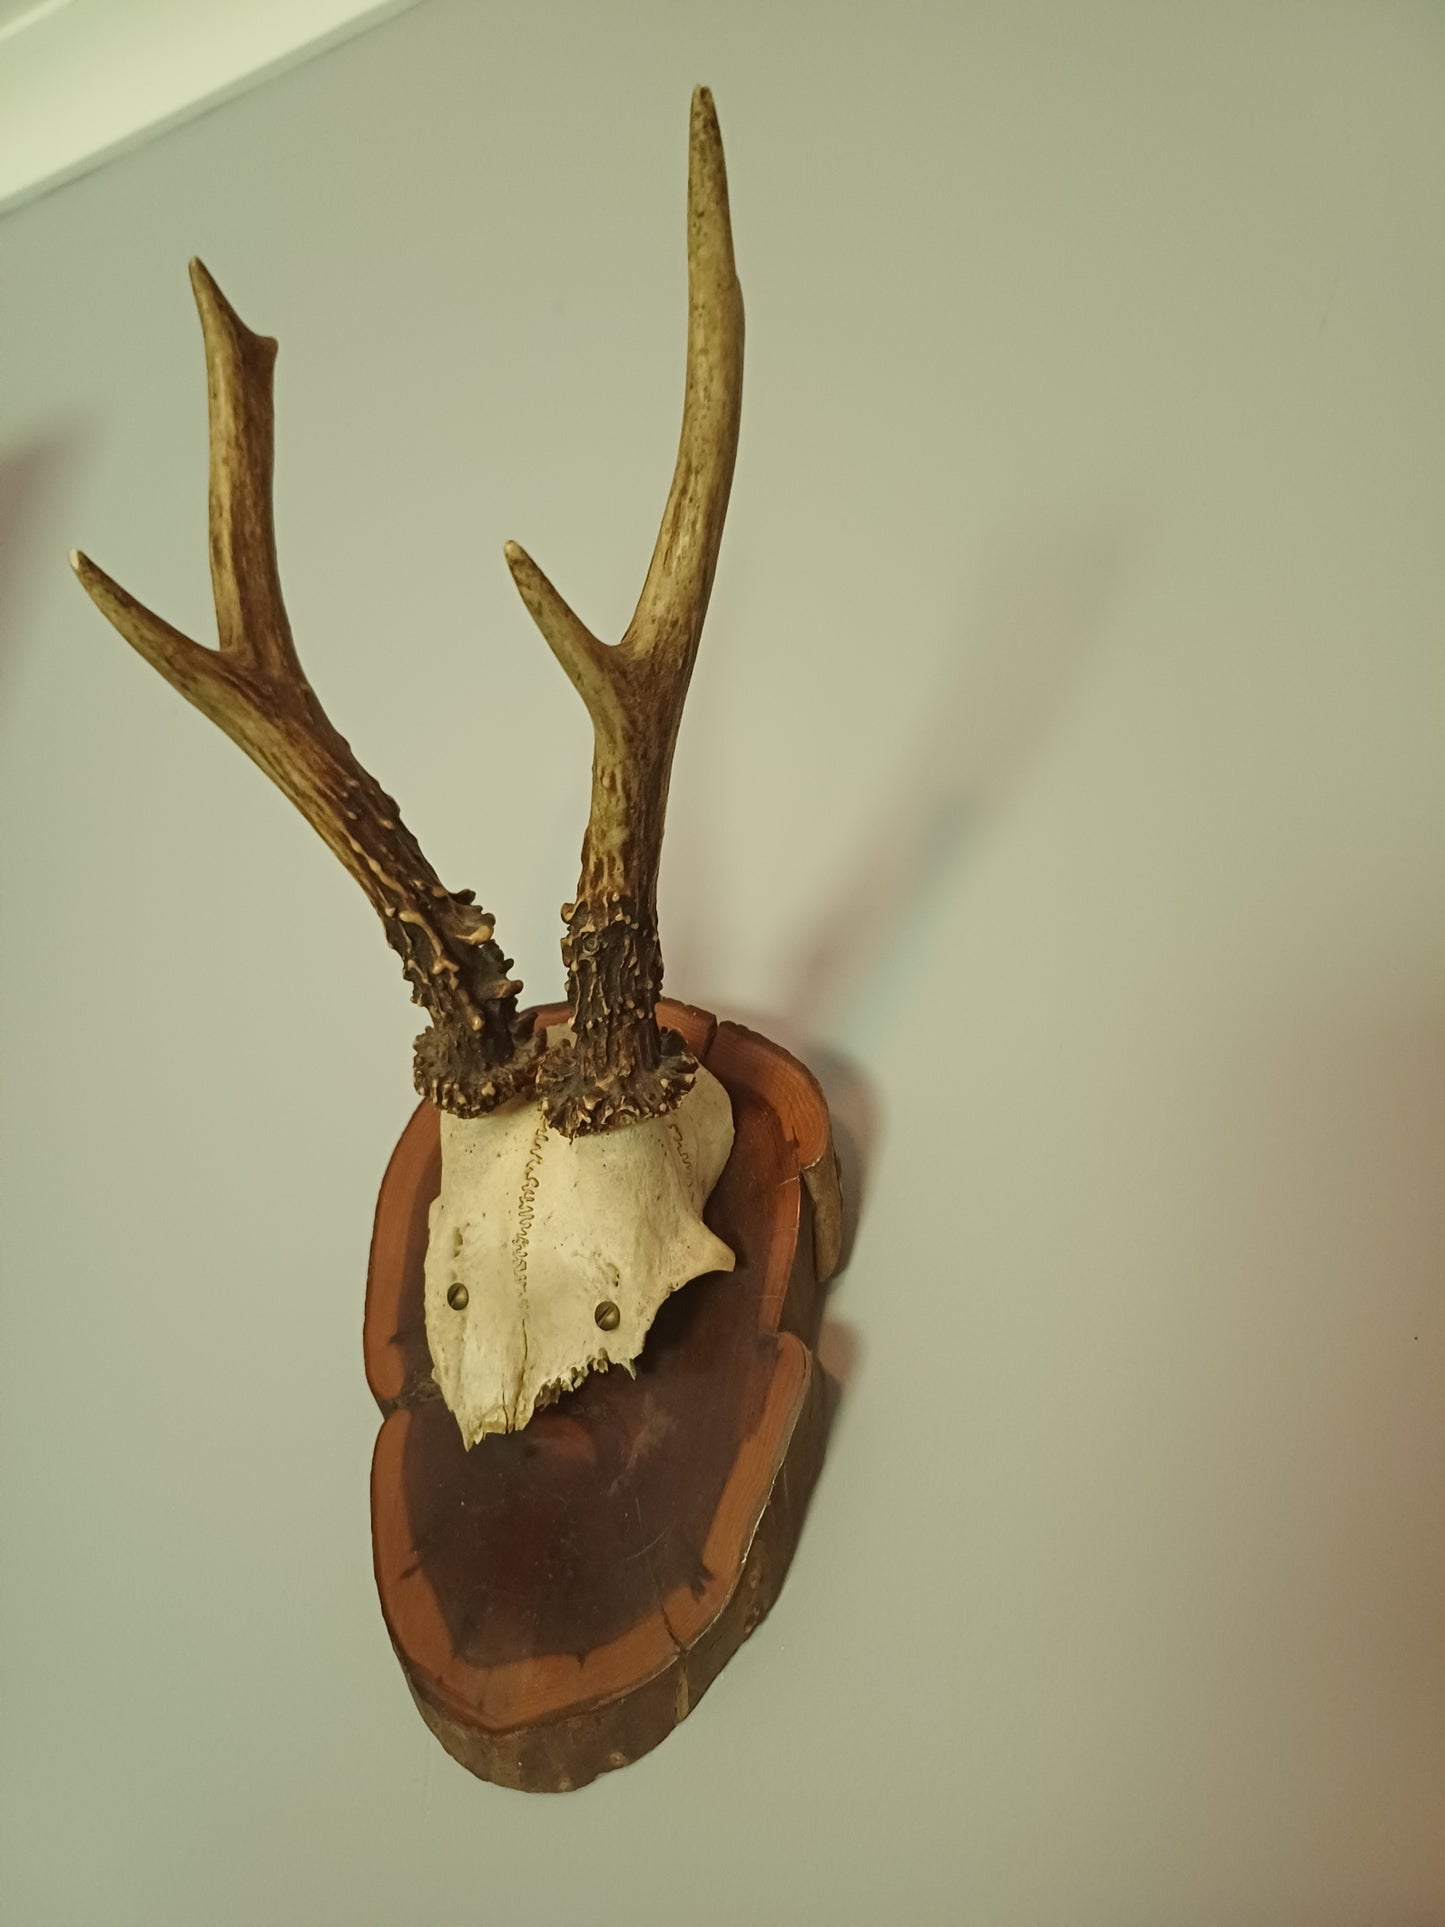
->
[0,430,89,695]
[781,518,1129,1054]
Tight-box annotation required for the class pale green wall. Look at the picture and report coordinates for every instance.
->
[3,3,1445,1921]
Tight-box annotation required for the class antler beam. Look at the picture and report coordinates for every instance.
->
[506,86,744,1136]
[72,262,538,1115]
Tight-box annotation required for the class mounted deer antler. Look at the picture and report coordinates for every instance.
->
[71,90,747,1446]
[507,85,743,1136]
[71,262,538,1116]
[418,87,744,1439]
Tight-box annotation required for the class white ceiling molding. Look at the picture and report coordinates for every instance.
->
[0,0,424,216]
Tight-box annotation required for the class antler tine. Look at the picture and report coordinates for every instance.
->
[628,85,744,663]
[72,261,538,1116]
[504,544,615,729]
[506,87,743,689]
[190,259,303,681]
[505,86,745,1136]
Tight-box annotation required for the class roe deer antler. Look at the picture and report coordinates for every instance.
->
[506,86,744,1136]
[71,262,538,1115]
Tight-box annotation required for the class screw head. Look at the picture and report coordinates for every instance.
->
[447,1282,469,1311]
[594,1299,620,1331]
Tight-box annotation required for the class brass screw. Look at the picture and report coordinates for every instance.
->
[447,1282,469,1310]
[594,1300,620,1331]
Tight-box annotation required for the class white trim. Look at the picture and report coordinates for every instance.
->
[0,3,73,50]
[0,0,424,217]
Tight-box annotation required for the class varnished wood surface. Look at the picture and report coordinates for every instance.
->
[364,999,839,1791]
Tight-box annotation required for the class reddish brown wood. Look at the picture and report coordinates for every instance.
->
[364,999,841,1791]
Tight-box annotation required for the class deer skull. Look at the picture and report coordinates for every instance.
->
[424,1057,735,1442]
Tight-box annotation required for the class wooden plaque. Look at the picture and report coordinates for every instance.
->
[364,1000,841,1791]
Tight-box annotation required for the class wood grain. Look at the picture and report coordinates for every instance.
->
[364,999,840,1791]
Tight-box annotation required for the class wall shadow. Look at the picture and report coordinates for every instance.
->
[779,516,1131,1050]
[706,517,1135,1422]
[0,428,92,695]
